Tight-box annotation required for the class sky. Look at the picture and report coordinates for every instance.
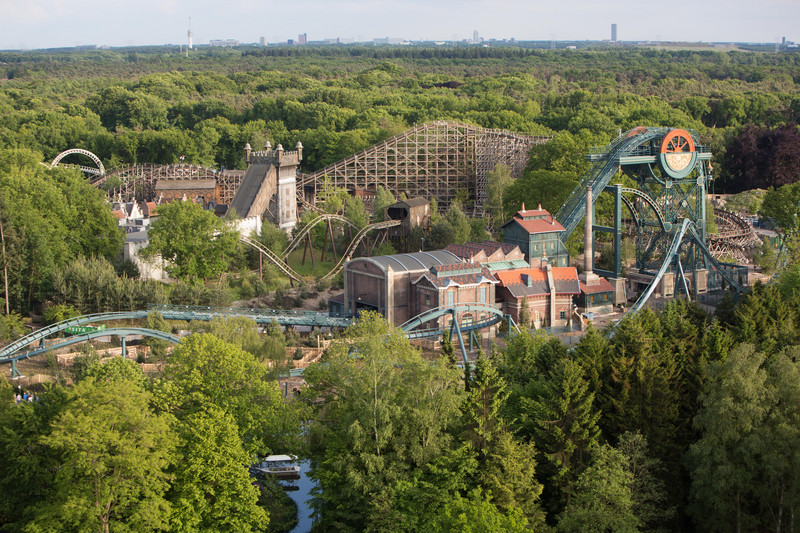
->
[1,0,798,50]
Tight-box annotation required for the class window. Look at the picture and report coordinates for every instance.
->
[590,295,594,303]
[604,294,608,301]
[425,294,430,306]
[559,310,566,320]
[480,287,486,303]
[448,291,454,306]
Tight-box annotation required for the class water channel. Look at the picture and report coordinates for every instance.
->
[287,460,314,533]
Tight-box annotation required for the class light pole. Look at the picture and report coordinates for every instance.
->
[421,238,424,252]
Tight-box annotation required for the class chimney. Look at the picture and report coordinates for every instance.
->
[580,186,600,286]
[296,141,304,161]
[585,186,593,276]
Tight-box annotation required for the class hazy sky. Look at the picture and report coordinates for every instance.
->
[1,0,798,50]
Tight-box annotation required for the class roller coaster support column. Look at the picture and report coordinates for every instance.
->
[121,335,127,357]
[594,185,627,304]
[450,317,469,367]
[469,330,480,351]
[594,184,623,279]
[10,360,21,378]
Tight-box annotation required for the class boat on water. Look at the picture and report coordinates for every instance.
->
[251,454,301,480]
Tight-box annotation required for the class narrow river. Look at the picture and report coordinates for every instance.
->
[288,460,314,533]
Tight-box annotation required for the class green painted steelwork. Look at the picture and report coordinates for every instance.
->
[4,328,180,377]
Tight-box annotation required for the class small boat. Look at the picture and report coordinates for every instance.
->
[252,454,301,480]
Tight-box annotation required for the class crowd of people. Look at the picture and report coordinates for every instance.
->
[13,385,38,404]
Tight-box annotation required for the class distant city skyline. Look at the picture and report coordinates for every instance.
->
[0,0,797,50]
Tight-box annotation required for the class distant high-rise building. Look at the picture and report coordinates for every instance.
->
[188,17,193,50]
[298,33,307,44]
[260,36,267,46]
[611,23,617,42]
[473,30,479,43]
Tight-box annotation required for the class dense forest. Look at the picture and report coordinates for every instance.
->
[1,46,800,187]
[1,45,800,531]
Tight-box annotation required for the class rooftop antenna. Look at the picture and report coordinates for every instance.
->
[187,17,193,51]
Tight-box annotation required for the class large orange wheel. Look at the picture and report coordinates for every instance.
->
[660,129,695,154]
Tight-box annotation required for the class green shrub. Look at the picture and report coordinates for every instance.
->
[43,303,80,325]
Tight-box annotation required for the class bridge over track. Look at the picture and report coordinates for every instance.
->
[298,121,550,215]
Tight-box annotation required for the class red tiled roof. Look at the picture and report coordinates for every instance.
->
[495,266,580,297]
[495,268,547,286]
[513,217,565,234]
[580,277,615,294]
[495,267,578,286]
[112,210,126,220]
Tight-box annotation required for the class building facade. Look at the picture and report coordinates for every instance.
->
[501,204,571,267]
[494,261,580,329]
[342,251,462,325]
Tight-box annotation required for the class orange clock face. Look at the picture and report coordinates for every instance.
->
[660,129,695,172]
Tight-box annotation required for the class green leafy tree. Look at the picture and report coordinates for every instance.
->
[141,201,240,282]
[36,378,175,533]
[429,488,529,533]
[0,312,25,341]
[445,200,471,245]
[690,344,800,532]
[82,356,149,388]
[518,297,531,329]
[372,186,396,222]
[160,333,301,456]
[688,344,768,532]
[304,312,464,531]
[0,150,123,311]
[617,431,674,531]
[532,358,601,512]
[485,163,513,228]
[761,181,800,236]
[258,222,289,255]
[0,386,71,529]
[440,329,456,367]
[557,444,639,533]
[168,406,269,532]
[481,431,545,528]
[144,311,172,360]
[465,353,509,453]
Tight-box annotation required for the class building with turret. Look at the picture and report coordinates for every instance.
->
[230,141,303,231]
